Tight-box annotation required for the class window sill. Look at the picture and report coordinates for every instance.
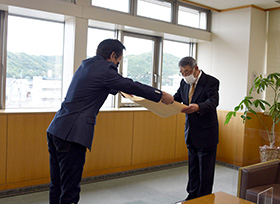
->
[0,107,148,114]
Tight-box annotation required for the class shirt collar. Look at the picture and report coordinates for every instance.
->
[194,70,202,85]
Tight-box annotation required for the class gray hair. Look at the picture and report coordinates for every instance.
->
[178,57,197,69]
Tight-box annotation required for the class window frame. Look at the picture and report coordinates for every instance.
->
[3,13,65,110]
[160,39,196,95]
[177,1,211,31]
[135,0,174,23]
[117,31,162,107]
[0,10,8,109]
[117,31,196,108]
[90,0,211,32]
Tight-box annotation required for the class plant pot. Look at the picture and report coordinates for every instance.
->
[259,145,280,162]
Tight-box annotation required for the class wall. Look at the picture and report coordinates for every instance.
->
[0,109,264,191]
[199,7,253,111]
[0,0,279,193]
[217,111,245,166]
[266,9,280,104]
[0,111,188,191]
[247,8,266,101]
[0,114,7,186]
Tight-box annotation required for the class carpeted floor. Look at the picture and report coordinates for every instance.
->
[0,163,238,204]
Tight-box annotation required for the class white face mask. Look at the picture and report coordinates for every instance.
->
[183,72,196,84]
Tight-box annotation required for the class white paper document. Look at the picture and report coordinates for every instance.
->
[121,92,187,118]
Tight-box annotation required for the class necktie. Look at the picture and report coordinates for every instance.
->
[188,83,196,103]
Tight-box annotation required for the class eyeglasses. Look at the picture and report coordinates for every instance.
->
[179,69,193,77]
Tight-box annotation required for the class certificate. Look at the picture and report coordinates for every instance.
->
[121,92,187,118]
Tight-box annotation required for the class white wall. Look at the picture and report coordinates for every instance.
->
[247,8,266,101]
[197,7,267,111]
[266,9,280,104]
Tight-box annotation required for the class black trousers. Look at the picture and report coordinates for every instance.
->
[47,133,86,204]
[186,144,217,200]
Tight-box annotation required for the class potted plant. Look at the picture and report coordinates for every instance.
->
[224,72,280,162]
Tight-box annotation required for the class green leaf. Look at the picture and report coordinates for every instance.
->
[260,100,271,107]
[248,109,257,115]
[234,106,240,112]
[253,100,259,108]
[224,111,234,125]
[259,102,265,110]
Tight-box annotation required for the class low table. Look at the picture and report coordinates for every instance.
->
[181,191,255,204]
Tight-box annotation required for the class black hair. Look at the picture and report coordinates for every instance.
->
[178,57,197,68]
[96,39,126,59]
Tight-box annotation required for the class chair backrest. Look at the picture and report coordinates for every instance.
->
[257,187,273,204]
[238,160,280,199]
[277,163,280,184]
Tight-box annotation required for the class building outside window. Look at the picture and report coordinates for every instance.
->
[6,15,64,109]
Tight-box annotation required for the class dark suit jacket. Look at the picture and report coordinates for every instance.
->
[47,55,162,150]
[173,71,219,149]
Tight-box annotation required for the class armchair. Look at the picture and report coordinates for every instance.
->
[238,159,280,204]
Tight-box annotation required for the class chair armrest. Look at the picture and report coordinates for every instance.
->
[238,159,280,199]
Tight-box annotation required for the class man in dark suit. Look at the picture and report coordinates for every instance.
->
[173,57,219,202]
[46,39,174,204]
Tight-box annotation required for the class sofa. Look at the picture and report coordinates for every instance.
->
[238,159,280,204]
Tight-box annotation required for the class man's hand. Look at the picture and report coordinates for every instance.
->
[161,91,174,105]
[181,103,199,114]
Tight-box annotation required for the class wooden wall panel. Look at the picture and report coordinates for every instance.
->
[2,109,277,190]
[0,115,7,184]
[175,113,188,159]
[243,113,280,166]
[261,114,280,147]
[84,111,134,172]
[217,111,244,166]
[243,113,264,165]
[6,113,55,183]
[132,111,177,165]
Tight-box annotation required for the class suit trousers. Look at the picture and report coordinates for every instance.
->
[186,144,217,200]
[47,133,86,204]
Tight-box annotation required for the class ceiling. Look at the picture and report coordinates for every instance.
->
[185,0,280,10]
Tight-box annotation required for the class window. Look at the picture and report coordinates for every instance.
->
[91,0,210,31]
[137,0,172,22]
[178,5,208,30]
[87,27,116,108]
[87,27,115,58]
[161,40,191,95]
[6,15,64,109]
[120,33,157,105]
[91,0,130,13]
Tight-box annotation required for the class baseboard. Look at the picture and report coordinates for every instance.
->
[0,160,188,198]
[0,160,238,199]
